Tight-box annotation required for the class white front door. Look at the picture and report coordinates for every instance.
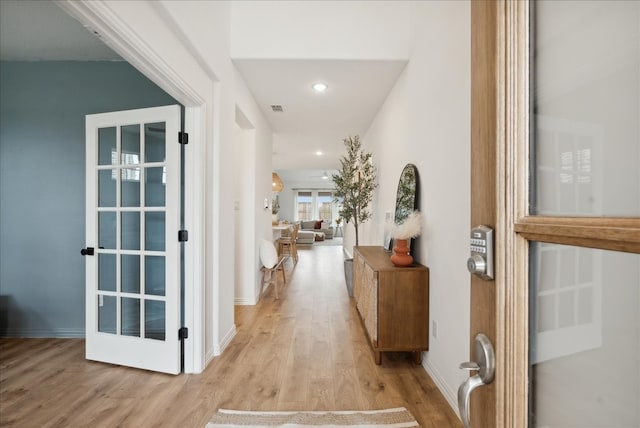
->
[84,105,181,374]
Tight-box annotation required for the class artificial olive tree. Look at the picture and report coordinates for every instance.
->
[332,135,377,246]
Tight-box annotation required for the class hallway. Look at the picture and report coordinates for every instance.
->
[217,244,461,426]
[0,244,461,427]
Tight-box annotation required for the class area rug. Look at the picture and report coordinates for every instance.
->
[206,407,419,427]
[314,237,343,247]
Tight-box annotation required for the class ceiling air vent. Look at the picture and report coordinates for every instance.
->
[270,105,284,113]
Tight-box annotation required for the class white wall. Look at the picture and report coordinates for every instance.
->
[233,118,259,305]
[234,70,275,305]
[362,1,471,409]
[155,0,237,360]
[155,0,275,350]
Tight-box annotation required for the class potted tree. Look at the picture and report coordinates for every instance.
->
[271,195,280,225]
[332,135,377,296]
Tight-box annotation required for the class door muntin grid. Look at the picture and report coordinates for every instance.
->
[96,122,167,341]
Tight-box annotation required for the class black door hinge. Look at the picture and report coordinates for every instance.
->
[178,327,188,340]
[178,230,189,242]
[178,132,188,145]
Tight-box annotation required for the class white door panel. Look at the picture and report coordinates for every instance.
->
[85,105,181,374]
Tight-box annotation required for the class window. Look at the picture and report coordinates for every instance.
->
[295,190,336,222]
[317,191,333,221]
[296,191,312,221]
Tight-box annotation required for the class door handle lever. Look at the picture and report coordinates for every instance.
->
[80,247,95,256]
[458,374,485,428]
[457,334,495,428]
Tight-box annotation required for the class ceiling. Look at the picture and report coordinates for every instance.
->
[0,0,406,186]
[234,59,406,172]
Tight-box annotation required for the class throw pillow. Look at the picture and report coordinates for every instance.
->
[301,220,315,230]
[314,220,322,229]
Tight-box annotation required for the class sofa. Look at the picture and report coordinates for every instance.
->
[299,220,334,240]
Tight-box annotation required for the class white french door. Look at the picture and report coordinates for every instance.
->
[84,105,181,374]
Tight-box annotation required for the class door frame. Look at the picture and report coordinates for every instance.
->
[56,0,210,373]
[472,1,640,426]
[469,2,529,424]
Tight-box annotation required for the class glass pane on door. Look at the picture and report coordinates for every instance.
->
[121,255,140,294]
[529,243,639,427]
[145,167,165,207]
[121,125,140,164]
[121,297,140,337]
[145,122,165,163]
[98,254,116,292]
[98,295,117,334]
[145,300,165,341]
[98,127,116,166]
[121,168,141,207]
[98,212,116,249]
[145,212,165,251]
[529,3,640,425]
[531,0,640,217]
[98,170,116,207]
[145,256,165,296]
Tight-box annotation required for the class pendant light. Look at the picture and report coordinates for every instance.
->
[272,172,284,192]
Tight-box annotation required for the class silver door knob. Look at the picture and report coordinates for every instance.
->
[466,255,486,275]
[457,333,495,428]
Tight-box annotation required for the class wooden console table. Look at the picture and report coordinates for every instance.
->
[353,246,429,364]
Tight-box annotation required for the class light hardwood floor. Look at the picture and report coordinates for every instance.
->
[0,244,462,427]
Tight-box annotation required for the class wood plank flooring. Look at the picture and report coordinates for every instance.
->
[0,244,462,427]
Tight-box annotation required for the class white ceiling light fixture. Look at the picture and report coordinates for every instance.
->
[312,82,328,93]
[315,151,323,156]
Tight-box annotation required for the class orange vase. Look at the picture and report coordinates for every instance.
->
[390,239,413,267]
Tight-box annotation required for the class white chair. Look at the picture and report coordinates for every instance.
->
[259,239,286,300]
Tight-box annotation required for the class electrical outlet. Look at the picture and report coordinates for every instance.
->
[432,320,438,338]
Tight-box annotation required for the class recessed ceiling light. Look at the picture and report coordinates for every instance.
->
[312,82,327,92]
[316,151,323,156]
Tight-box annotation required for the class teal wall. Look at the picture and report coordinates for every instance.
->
[0,61,179,337]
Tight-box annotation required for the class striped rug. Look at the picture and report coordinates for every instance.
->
[206,407,419,427]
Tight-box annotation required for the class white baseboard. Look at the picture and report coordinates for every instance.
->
[205,347,216,366]
[214,323,236,357]
[0,328,85,338]
[422,355,461,420]
[234,297,257,305]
